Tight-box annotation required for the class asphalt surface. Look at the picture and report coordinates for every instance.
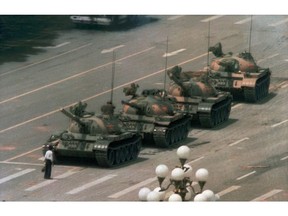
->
[0,15,287,202]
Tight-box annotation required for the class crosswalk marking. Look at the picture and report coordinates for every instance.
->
[66,174,117,195]
[0,169,35,185]
[25,171,78,191]
[252,189,283,201]
[217,185,241,197]
[108,177,157,199]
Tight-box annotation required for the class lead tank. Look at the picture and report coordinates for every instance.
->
[167,66,233,128]
[119,83,191,148]
[42,101,142,167]
[205,42,271,102]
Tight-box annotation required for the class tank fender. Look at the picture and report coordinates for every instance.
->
[242,78,257,88]
[197,102,213,113]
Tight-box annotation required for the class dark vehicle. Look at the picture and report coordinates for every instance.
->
[119,83,191,148]
[204,42,271,102]
[167,66,233,128]
[42,101,141,167]
[70,15,139,27]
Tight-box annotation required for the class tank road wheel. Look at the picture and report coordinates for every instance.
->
[114,150,121,165]
[107,149,115,166]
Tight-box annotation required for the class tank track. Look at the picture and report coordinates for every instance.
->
[198,97,232,128]
[243,74,270,102]
[152,117,191,148]
[94,135,142,167]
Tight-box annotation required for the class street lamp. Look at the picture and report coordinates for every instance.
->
[138,145,219,201]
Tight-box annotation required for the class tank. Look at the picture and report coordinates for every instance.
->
[205,42,271,102]
[119,83,191,148]
[42,101,142,167]
[167,65,233,128]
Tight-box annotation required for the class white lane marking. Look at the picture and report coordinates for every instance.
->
[257,53,279,63]
[25,171,77,191]
[234,17,251,24]
[66,174,117,195]
[236,171,256,181]
[187,156,205,165]
[101,45,125,54]
[217,185,241,197]
[35,42,71,49]
[0,161,43,166]
[229,137,250,147]
[252,189,283,201]
[269,18,288,27]
[163,48,186,57]
[280,156,288,161]
[201,15,224,22]
[168,15,184,20]
[0,43,92,77]
[0,169,35,185]
[0,52,208,134]
[281,83,288,89]
[108,177,156,199]
[231,103,242,110]
[4,147,42,162]
[0,46,154,106]
[271,119,288,128]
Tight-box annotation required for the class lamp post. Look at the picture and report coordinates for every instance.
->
[138,145,219,201]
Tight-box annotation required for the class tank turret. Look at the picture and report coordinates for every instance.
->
[42,101,142,167]
[207,42,271,102]
[120,83,191,148]
[167,66,232,128]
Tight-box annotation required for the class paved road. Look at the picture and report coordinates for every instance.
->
[0,15,287,201]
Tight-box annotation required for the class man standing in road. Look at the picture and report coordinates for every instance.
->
[44,145,54,179]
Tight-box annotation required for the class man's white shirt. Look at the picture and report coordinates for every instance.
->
[45,150,53,161]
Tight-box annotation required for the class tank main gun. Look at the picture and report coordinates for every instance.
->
[121,100,145,114]
[60,108,87,127]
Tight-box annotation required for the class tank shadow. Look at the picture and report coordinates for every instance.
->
[190,118,238,131]
[54,155,148,169]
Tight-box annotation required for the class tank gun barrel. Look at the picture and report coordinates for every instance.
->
[121,100,143,111]
[60,108,86,126]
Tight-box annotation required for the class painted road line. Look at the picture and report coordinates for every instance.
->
[108,177,157,199]
[0,161,43,166]
[234,17,251,25]
[258,53,279,63]
[25,171,78,191]
[217,185,241,197]
[0,52,208,134]
[281,83,288,89]
[0,169,35,185]
[0,46,155,105]
[0,43,92,77]
[201,15,224,22]
[168,15,184,20]
[236,171,256,181]
[66,174,117,195]
[271,119,288,128]
[268,18,288,27]
[101,45,125,54]
[163,48,186,57]
[231,103,242,110]
[187,156,205,165]
[229,137,250,147]
[4,146,43,162]
[252,189,283,201]
[280,156,288,161]
[35,42,71,49]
